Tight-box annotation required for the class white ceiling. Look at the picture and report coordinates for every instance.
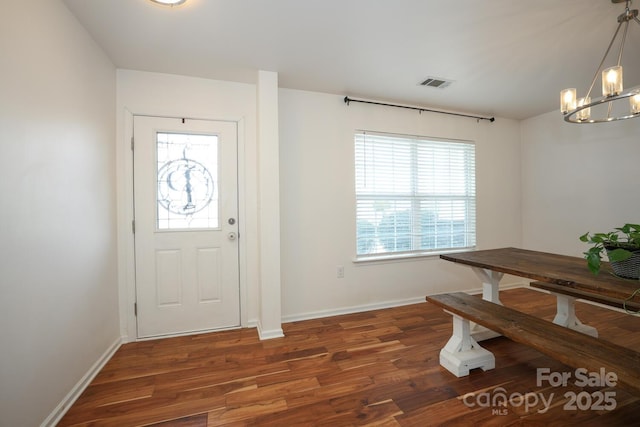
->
[62,0,640,120]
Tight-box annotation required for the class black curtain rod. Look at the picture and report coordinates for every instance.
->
[343,96,495,123]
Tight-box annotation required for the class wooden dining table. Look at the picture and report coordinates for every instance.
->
[440,247,640,339]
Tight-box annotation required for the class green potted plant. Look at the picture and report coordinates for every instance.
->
[579,223,640,279]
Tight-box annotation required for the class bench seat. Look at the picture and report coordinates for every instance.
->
[426,292,640,392]
[529,280,640,311]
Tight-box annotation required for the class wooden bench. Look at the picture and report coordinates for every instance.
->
[526,281,599,337]
[426,292,640,392]
[529,280,640,311]
[528,281,640,338]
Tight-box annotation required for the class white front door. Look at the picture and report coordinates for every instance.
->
[133,116,240,338]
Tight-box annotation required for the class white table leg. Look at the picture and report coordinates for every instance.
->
[474,267,504,305]
[552,294,598,337]
[440,311,495,377]
[470,267,503,341]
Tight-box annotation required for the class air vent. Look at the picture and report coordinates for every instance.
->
[419,77,453,89]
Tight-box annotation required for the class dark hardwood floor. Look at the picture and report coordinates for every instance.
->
[59,288,640,426]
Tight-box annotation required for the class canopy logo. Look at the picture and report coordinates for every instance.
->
[460,367,618,416]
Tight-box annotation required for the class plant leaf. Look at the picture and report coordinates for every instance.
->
[616,225,630,234]
[586,252,601,275]
[607,248,633,262]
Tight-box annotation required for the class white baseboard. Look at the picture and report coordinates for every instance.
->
[281,296,427,324]
[466,281,528,295]
[281,282,530,325]
[41,336,123,427]
[500,282,529,291]
[256,320,284,340]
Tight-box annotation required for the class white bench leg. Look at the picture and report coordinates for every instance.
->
[552,294,598,338]
[440,312,495,377]
[470,268,504,341]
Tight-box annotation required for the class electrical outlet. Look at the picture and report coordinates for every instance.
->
[337,266,344,279]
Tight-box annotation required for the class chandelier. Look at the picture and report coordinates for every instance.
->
[560,0,640,123]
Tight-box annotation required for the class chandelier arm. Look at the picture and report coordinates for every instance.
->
[585,20,624,98]
[616,19,630,66]
[609,19,631,119]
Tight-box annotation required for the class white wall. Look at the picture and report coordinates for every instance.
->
[521,111,640,256]
[0,1,118,426]
[279,89,523,320]
[116,70,261,338]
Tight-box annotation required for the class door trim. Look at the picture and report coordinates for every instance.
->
[118,110,248,342]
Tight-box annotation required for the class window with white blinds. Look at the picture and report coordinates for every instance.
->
[355,131,476,258]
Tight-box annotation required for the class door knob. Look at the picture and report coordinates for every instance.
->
[228,232,237,241]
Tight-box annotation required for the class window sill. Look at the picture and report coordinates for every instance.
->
[353,247,475,265]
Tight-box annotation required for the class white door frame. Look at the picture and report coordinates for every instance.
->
[118,110,249,342]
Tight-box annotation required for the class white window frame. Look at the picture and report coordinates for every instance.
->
[354,130,476,261]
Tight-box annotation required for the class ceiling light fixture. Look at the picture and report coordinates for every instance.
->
[149,0,187,6]
[560,0,640,123]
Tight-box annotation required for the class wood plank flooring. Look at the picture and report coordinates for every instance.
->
[59,288,640,426]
